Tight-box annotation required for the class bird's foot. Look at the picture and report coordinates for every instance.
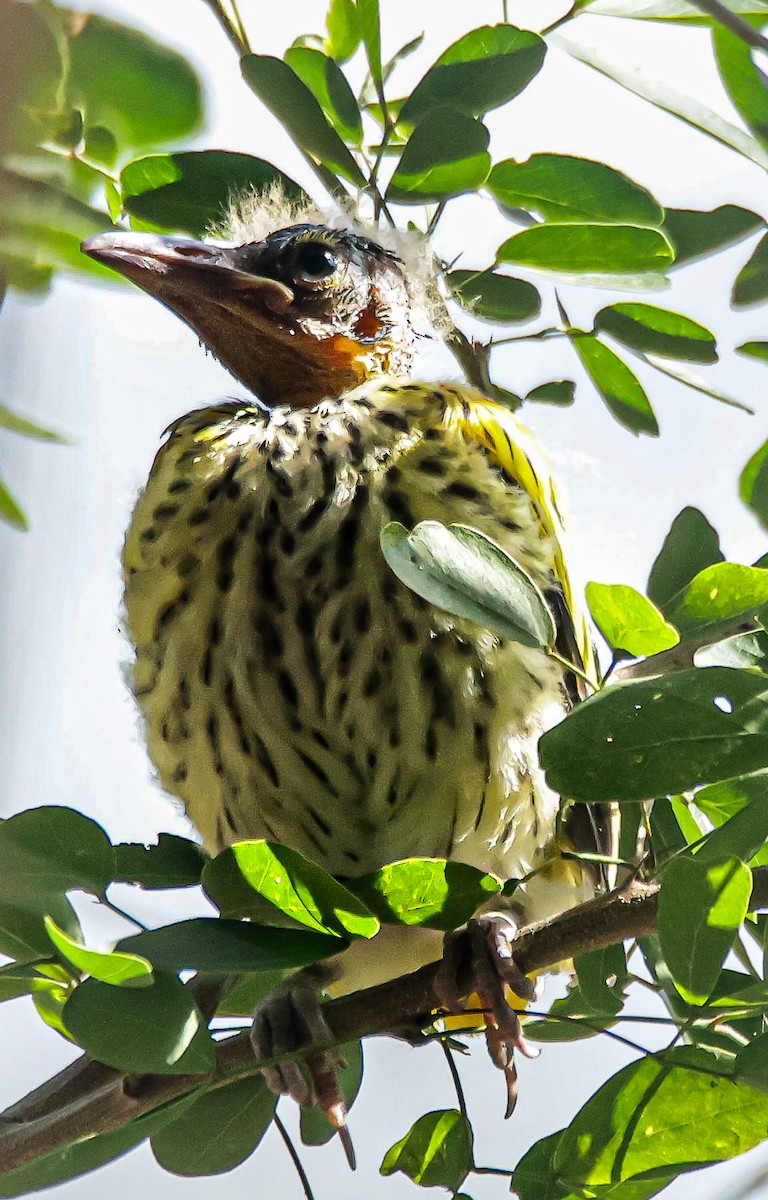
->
[251,980,356,1168]
[433,911,540,1118]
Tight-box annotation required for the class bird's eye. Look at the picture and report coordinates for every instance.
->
[292,242,339,284]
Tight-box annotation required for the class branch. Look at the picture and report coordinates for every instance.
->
[3,869,768,1179]
[687,0,768,53]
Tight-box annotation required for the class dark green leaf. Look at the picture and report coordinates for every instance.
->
[695,771,768,867]
[526,944,629,1042]
[301,1041,363,1145]
[349,859,500,930]
[381,1109,473,1190]
[113,834,207,889]
[713,26,768,149]
[0,169,115,282]
[0,1095,195,1196]
[357,0,382,86]
[324,0,361,61]
[380,521,556,648]
[0,900,78,962]
[586,581,679,656]
[217,971,285,1017]
[553,1048,767,1188]
[741,438,768,531]
[0,0,64,155]
[241,55,365,186]
[400,25,545,125]
[738,340,768,361]
[526,380,576,406]
[572,335,658,435]
[539,667,768,803]
[594,302,716,362]
[118,917,344,973]
[63,972,215,1074]
[121,151,305,238]
[284,48,362,143]
[387,109,490,202]
[68,15,202,150]
[647,506,723,611]
[498,224,673,275]
[663,204,764,265]
[202,841,379,939]
[44,917,154,987]
[0,480,27,531]
[658,855,751,1003]
[488,154,661,226]
[513,1131,575,1200]
[447,269,540,322]
[151,1076,275,1175]
[0,406,64,442]
[0,806,113,902]
[666,563,768,636]
[733,232,768,307]
[736,1031,768,1091]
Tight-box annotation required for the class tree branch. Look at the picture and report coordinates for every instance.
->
[3,869,768,1179]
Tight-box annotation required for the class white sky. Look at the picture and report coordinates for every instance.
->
[2,2,768,1197]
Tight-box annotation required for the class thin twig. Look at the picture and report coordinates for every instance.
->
[274,1111,317,1200]
[687,0,768,53]
[440,1041,469,1122]
[200,0,247,53]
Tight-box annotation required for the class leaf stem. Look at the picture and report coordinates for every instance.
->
[687,0,768,53]
[440,1040,469,1121]
[274,1111,317,1200]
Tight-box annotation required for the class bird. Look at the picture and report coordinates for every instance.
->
[82,193,610,1149]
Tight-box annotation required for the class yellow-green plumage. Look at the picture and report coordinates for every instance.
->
[124,376,589,898]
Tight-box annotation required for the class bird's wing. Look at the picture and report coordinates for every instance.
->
[444,390,597,693]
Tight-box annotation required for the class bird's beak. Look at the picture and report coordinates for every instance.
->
[81,232,303,403]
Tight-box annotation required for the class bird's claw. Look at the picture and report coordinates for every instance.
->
[251,982,356,1168]
[434,911,540,1118]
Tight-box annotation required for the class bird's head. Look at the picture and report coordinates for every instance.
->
[82,221,417,407]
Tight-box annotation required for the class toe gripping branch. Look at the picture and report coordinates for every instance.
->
[434,912,541,1118]
[251,979,357,1169]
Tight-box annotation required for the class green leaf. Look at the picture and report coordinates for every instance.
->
[357,0,382,86]
[539,666,768,803]
[381,1109,473,1190]
[380,520,556,648]
[513,1131,582,1200]
[526,944,629,1042]
[572,335,658,436]
[733,232,768,307]
[0,406,65,442]
[586,582,679,656]
[0,1095,195,1196]
[713,26,768,149]
[584,0,768,19]
[301,1041,363,1145]
[324,0,361,61]
[735,1031,768,1091]
[738,340,768,362]
[447,269,540,323]
[349,859,501,930]
[638,354,752,414]
[44,917,154,987]
[241,55,365,186]
[498,224,673,276]
[594,302,717,362]
[63,971,215,1074]
[553,1048,768,1188]
[526,380,576,406]
[151,1076,275,1175]
[113,834,207,889]
[284,48,362,143]
[554,32,768,170]
[0,0,64,156]
[202,841,379,939]
[0,960,71,1004]
[400,25,545,125]
[742,438,768,532]
[488,154,661,226]
[120,151,305,238]
[658,855,751,1003]
[0,901,78,962]
[67,15,202,151]
[0,480,27,531]
[387,109,491,203]
[0,169,114,283]
[663,204,764,266]
[118,917,344,973]
[666,563,768,636]
[695,771,768,867]
[647,506,724,611]
[695,629,768,671]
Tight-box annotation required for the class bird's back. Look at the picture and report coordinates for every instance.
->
[124,377,572,884]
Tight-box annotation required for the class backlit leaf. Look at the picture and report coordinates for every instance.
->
[488,154,661,226]
[572,335,659,435]
[387,109,491,202]
[586,581,679,656]
[498,224,673,275]
[595,302,716,362]
[647,507,723,611]
[381,1109,473,1190]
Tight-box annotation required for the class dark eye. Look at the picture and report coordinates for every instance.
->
[292,242,339,283]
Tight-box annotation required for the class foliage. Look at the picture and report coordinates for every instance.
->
[5,1,768,1198]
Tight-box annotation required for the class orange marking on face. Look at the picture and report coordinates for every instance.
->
[352,301,383,341]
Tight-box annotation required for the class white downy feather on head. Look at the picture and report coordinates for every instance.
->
[209,182,448,339]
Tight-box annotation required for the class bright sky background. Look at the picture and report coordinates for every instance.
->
[2,2,768,1197]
